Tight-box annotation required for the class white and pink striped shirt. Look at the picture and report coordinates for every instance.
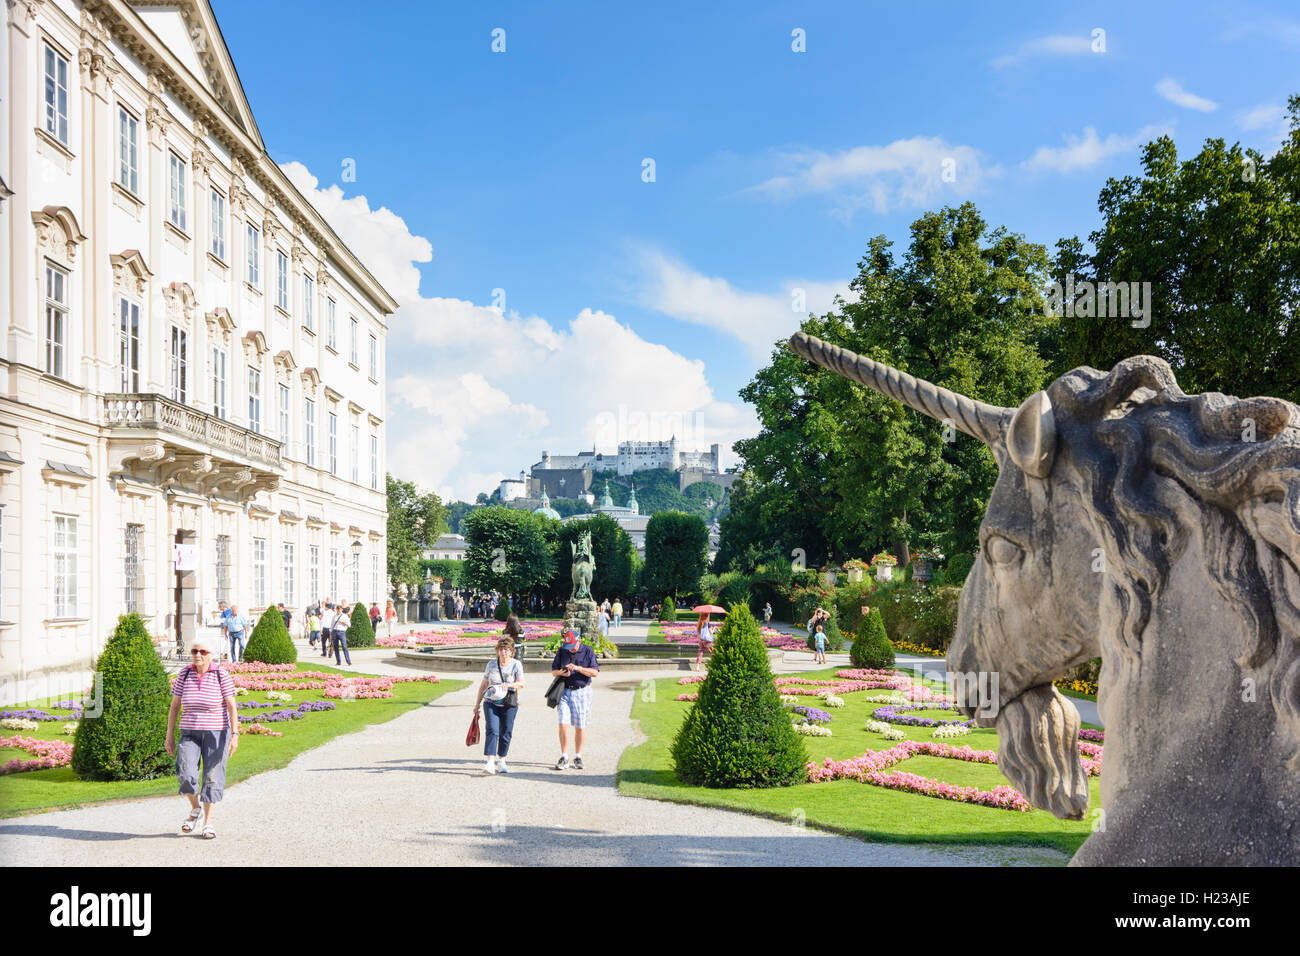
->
[172,665,236,731]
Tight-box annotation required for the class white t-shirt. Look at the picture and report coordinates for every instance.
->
[483,657,523,693]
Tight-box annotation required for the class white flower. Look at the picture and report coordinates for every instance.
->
[62,722,79,735]
[864,719,891,734]
[793,721,832,737]
[823,695,845,708]
[0,717,39,731]
[932,724,971,739]
[779,694,799,705]
[881,727,906,741]
[266,690,292,702]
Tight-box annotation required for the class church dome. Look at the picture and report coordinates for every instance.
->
[533,491,561,520]
[600,481,613,508]
[627,481,639,515]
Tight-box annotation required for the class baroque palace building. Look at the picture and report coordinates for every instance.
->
[0,0,398,702]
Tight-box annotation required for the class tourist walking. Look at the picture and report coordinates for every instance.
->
[693,612,715,672]
[504,614,525,660]
[223,605,249,663]
[165,635,238,840]
[597,605,610,638]
[307,607,322,649]
[813,622,828,664]
[319,603,335,658]
[763,603,773,627]
[384,600,397,639]
[473,637,525,774]
[551,628,599,770]
[331,602,353,666]
[611,598,622,630]
[369,602,382,633]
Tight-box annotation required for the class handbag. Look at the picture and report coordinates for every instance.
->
[544,675,566,708]
[465,710,480,747]
[497,660,519,709]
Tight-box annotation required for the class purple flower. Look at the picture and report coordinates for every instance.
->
[788,705,833,725]
[872,705,974,729]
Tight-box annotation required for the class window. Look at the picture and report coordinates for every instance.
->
[327,299,337,349]
[169,326,188,402]
[246,223,260,286]
[252,537,267,608]
[371,553,380,603]
[349,317,358,366]
[248,366,261,433]
[43,44,69,146]
[211,346,227,419]
[304,398,316,466]
[370,433,379,490]
[328,412,338,475]
[44,263,69,379]
[215,535,231,604]
[117,297,141,392]
[350,423,359,483]
[309,544,320,601]
[283,541,296,606]
[210,189,226,260]
[303,276,314,331]
[168,152,187,231]
[52,515,78,617]
[117,107,139,194]
[329,548,339,598]
[276,250,289,312]
[278,383,290,443]
[124,524,142,613]
[369,334,377,380]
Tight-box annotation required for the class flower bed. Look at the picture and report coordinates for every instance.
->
[892,640,946,657]
[376,620,568,650]
[793,722,832,737]
[676,693,699,702]
[871,703,975,729]
[788,705,833,725]
[0,736,74,774]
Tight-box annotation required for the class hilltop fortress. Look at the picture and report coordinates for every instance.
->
[499,439,733,502]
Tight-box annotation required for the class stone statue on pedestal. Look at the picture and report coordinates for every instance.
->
[396,581,409,624]
[564,530,604,647]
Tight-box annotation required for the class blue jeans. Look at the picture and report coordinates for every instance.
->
[228,633,245,662]
[333,628,351,665]
[612,615,621,628]
[483,701,517,757]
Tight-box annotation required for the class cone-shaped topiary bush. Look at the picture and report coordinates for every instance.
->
[658,600,676,622]
[671,603,808,788]
[71,613,173,781]
[243,605,298,664]
[347,601,375,647]
[494,597,511,622]
[806,605,846,652]
[851,607,894,669]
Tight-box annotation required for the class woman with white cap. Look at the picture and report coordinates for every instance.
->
[165,634,239,839]
[473,637,524,775]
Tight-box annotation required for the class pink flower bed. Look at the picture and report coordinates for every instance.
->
[379,620,568,649]
[242,723,283,737]
[774,673,912,696]
[806,739,1103,812]
[223,665,439,699]
[0,735,73,773]
[677,676,706,685]
[676,693,699,701]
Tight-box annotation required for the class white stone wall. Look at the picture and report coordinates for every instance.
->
[0,0,397,704]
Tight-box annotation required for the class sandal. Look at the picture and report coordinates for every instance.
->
[181,808,202,832]
[202,824,216,840]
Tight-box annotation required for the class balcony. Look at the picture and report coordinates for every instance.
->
[103,393,283,501]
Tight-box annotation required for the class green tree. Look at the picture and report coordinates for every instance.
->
[1058,102,1300,403]
[347,601,375,648]
[243,606,297,664]
[550,513,635,604]
[645,511,708,607]
[463,506,557,607]
[71,613,173,781]
[387,474,447,588]
[671,604,807,788]
[851,607,894,669]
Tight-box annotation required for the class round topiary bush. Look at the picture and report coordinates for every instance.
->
[493,597,511,622]
[671,603,808,788]
[243,606,298,664]
[851,607,894,669]
[71,613,173,781]
[347,601,375,648]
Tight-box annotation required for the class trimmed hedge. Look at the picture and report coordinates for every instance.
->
[493,597,511,622]
[71,613,173,781]
[243,606,298,664]
[658,600,677,622]
[851,607,894,669]
[671,604,807,788]
[347,601,375,648]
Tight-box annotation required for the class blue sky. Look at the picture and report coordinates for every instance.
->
[213,0,1299,500]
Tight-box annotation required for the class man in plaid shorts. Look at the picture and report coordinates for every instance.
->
[551,628,599,770]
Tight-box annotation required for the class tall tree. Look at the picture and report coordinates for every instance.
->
[645,511,709,606]
[549,513,636,604]
[463,506,557,607]
[386,474,447,587]
[1058,99,1300,403]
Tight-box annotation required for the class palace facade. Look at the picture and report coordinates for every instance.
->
[1,0,398,703]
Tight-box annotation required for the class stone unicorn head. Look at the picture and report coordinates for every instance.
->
[789,331,1300,865]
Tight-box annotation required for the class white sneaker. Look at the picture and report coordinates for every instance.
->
[554,754,569,770]
[482,759,497,775]
[496,758,509,774]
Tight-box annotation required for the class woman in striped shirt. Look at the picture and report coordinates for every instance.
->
[165,635,239,839]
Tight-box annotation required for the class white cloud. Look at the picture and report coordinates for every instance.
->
[748,137,998,216]
[281,163,758,501]
[1239,103,1283,130]
[1154,78,1217,112]
[635,249,851,361]
[1022,124,1172,174]
[991,33,1095,69]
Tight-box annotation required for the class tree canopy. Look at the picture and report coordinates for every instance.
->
[386,474,447,587]
[645,511,709,605]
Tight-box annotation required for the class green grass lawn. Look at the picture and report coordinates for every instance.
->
[0,664,466,817]
[618,666,1101,858]
[646,622,667,643]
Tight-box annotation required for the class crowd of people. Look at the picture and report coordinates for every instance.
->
[213,598,398,666]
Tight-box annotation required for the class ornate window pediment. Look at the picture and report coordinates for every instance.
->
[274,349,297,383]
[163,281,196,323]
[205,306,236,347]
[299,366,320,391]
[242,329,269,363]
[111,250,152,296]
[32,206,87,265]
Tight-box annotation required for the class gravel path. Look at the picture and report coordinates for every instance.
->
[0,628,1069,866]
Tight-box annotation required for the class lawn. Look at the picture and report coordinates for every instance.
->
[618,666,1102,857]
[0,663,466,817]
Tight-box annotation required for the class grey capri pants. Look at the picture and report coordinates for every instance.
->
[176,729,232,803]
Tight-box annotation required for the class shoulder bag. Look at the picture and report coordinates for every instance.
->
[497,659,519,709]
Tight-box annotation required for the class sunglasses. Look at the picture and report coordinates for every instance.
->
[190,649,211,656]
